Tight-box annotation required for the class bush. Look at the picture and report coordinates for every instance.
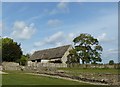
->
[109,60,114,65]
[20,55,28,66]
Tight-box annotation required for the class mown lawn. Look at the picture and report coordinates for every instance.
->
[2,71,91,85]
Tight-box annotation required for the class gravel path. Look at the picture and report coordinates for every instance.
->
[26,73,108,85]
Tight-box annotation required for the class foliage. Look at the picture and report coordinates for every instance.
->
[25,53,30,59]
[66,48,79,64]
[67,33,103,64]
[1,37,22,62]
[109,60,114,65]
[19,55,28,66]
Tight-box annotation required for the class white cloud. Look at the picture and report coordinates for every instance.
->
[2,36,9,38]
[68,10,117,44]
[34,31,64,47]
[55,42,64,47]
[47,19,62,27]
[34,31,75,47]
[97,33,107,42]
[50,2,69,15]
[0,22,2,35]
[46,31,63,43]
[57,2,68,10]
[65,33,76,42]
[107,49,119,54]
[27,14,44,22]
[68,33,75,39]
[49,9,58,15]
[72,8,117,33]
[97,33,115,43]
[11,21,36,40]
[0,22,2,29]
[30,49,36,54]
[34,42,45,47]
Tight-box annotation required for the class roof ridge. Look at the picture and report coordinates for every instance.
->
[35,44,71,52]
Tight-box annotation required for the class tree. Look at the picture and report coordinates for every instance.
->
[26,53,30,59]
[2,38,22,62]
[68,33,103,64]
[19,55,28,66]
[66,48,79,64]
[109,60,114,65]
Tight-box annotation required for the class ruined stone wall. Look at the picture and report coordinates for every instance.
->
[2,62,21,70]
[68,64,119,69]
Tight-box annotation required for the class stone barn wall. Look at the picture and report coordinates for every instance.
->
[28,62,67,68]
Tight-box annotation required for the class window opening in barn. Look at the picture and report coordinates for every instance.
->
[31,60,35,62]
[37,59,41,62]
[49,60,62,63]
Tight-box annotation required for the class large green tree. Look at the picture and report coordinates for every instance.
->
[1,38,22,62]
[67,33,103,64]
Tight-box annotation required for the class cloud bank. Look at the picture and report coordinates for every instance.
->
[11,21,36,40]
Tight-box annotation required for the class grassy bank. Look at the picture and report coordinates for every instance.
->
[58,68,119,74]
[2,70,90,85]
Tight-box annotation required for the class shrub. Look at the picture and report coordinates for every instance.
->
[109,60,114,65]
[20,55,28,66]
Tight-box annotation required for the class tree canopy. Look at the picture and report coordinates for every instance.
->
[109,60,114,65]
[1,38,22,62]
[67,33,103,64]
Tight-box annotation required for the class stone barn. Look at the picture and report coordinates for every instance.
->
[28,45,72,67]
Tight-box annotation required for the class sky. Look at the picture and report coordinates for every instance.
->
[2,2,118,64]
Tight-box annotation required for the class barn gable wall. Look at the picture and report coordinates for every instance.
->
[61,46,72,64]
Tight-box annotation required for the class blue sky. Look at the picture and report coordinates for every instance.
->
[2,2,118,63]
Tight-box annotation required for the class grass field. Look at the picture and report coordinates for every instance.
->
[58,68,119,75]
[2,71,91,85]
[2,68,119,86]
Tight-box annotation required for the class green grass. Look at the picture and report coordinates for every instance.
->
[2,71,91,85]
[2,68,118,86]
